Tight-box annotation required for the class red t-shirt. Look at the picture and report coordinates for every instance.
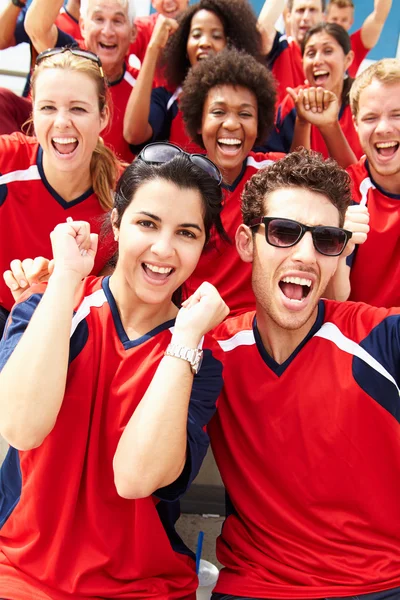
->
[348,29,369,78]
[0,133,116,312]
[211,301,400,597]
[346,157,400,307]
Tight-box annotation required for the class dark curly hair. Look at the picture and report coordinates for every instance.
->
[180,48,276,149]
[160,0,261,89]
[301,22,354,106]
[241,149,352,228]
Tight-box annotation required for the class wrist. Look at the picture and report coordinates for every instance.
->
[171,330,203,348]
[49,268,83,290]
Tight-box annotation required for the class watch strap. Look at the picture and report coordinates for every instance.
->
[165,343,203,375]
[12,0,26,7]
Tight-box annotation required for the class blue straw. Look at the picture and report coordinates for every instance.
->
[196,530,204,575]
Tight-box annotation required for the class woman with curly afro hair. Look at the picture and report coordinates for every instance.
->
[179,47,285,317]
[123,0,262,153]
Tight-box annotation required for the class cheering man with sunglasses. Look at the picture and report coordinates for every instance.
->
[208,149,400,600]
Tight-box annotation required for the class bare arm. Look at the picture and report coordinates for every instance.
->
[0,221,97,451]
[360,0,392,50]
[0,2,24,50]
[257,0,286,55]
[113,282,228,499]
[24,0,63,53]
[123,15,178,145]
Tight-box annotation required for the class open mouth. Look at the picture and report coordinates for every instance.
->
[99,42,117,51]
[375,141,399,158]
[217,138,242,153]
[279,275,312,304]
[197,51,214,61]
[142,262,174,281]
[52,137,78,155]
[313,70,329,86]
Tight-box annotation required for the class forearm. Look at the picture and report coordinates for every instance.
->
[25,0,62,52]
[257,0,285,55]
[318,121,356,168]
[0,271,79,450]
[114,329,202,499]
[0,3,22,49]
[290,118,311,151]
[324,258,351,301]
[123,44,159,144]
[361,0,392,49]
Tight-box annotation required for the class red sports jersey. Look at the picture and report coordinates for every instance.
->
[128,13,166,87]
[0,133,116,312]
[348,29,369,79]
[210,300,400,597]
[275,87,363,159]
[346,157,400,307]
[55,7,81,40]
[106,63,139,162]
[0,275,224,599]
[130,13,158,65]
[268,33,305,106]
[183,153,284,316]
[148,86,204,153]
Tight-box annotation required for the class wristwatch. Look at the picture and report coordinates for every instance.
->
[165,343,203,375]
[11,0,26,7]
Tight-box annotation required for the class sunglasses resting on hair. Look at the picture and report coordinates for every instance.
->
[35,46,104,78]
[138,142,223,185]
[249,217,353,257]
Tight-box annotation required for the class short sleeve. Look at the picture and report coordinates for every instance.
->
[0,287,45,371]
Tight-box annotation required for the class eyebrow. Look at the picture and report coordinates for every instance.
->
[134,211,203,232]
[92,9,127,18]
[36,99,92,106]
[210,101,256,109]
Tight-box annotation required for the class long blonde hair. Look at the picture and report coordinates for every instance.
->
[31,51,121,211]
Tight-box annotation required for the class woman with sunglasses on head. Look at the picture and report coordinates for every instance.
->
[270,22,363,168]
[0,48,120,339]
[0,147,228,599]
[123,0,261,152]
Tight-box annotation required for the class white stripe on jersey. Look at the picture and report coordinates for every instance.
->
[359,177,375,207]
[124,70,137,88]
[246,156,275,170]
[314,322,400,395]
[0,165,41,185]
[167,87,182,112]
[217,329,255,352]
[70,288,107,338]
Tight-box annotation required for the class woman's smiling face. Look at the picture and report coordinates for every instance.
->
[201,84,258,185]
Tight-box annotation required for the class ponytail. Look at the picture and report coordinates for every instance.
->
[90,138,122,211]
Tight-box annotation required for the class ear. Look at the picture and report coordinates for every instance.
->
[130,23,137,44]
[352,113,358,133]
[79,17,86,40]
[100,105,110,133]
[111,208,119,241]
[345,49,354,72]
[236,224,254,263]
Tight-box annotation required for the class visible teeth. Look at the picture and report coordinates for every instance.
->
[313,70,328,76]
[281,276,312,287]
[217,138,242,146]
[144,263,172,274]
[376,141,398,148]
[53,137,77,144]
